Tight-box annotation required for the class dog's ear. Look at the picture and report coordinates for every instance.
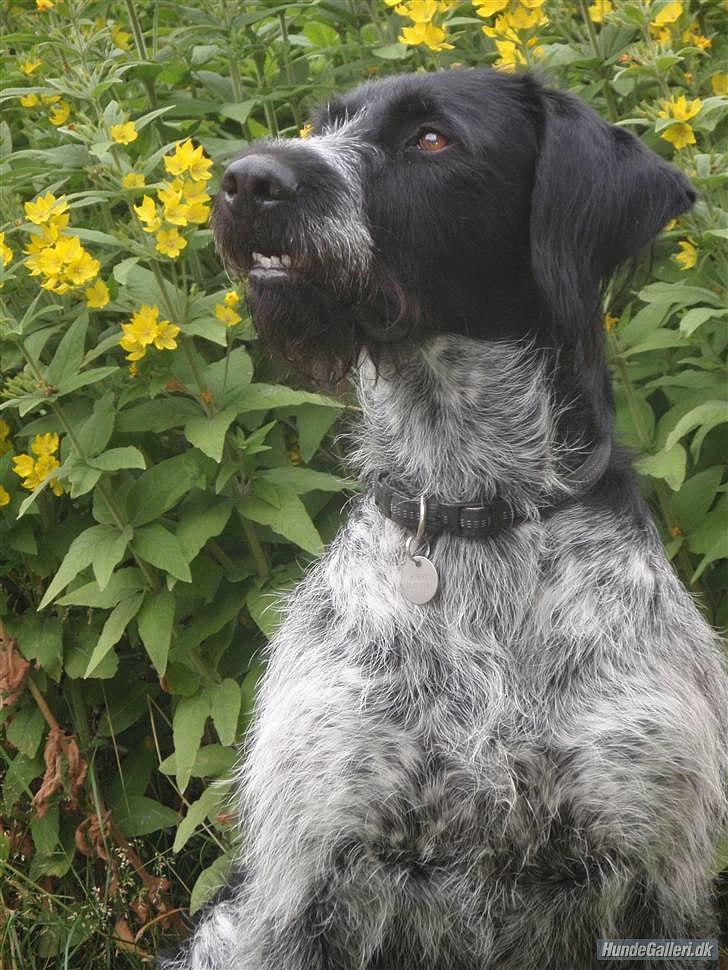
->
[529,86,696,343]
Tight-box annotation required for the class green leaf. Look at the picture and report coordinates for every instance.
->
[132,524,192,582]
[679,306,728,337]
[114,795,178,837]
[7,705,45,759]
[258,467,348,495]
[5,614,63,681]
[173,691,211,794]
[637,282,724,308]
[176,497,233,562]
[84,592,145,677]
[39,525,119,609]
[621,330,687,357]
[234,384,341,414]
[247,584,292,638]
[296,404,340,462]
[692,530,728,583]
[88,447,146,472]
[92,526,132,590]
[634,444,686,491]
[664,401,728,453]
[184,408,238,462]
[57,568,144,609]
[219,99,257,125]
[671,467,724,535]
[126,453,201,526]
[117,397,202,433]
[208,679,241,747]
[204,348,254,406]
[238,487,324,555]
[64,627,119,680]
[173,784,225,853]
[57,366,118,397]
[45,311,88,387]
[76,391,116,456]
[189,850,234,915]
[158,744,236,778]
[137,591,176,676]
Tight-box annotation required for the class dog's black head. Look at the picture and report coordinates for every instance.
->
[213,68,694,426]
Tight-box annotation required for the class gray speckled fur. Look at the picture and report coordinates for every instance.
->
[164,337,728,970]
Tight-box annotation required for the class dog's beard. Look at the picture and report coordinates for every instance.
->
[246,263,425,386]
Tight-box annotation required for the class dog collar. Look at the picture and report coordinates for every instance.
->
[373,437,612,541]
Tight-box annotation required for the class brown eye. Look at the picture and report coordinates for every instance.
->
[417,131,449,152]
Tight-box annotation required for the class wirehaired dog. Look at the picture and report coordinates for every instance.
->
[164,69,728,969]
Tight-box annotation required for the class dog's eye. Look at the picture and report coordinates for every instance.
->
[417,131,450,152]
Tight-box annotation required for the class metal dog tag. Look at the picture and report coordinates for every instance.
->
[401,554,439,605]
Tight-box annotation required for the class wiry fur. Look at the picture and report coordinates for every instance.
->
[164,69,727,969]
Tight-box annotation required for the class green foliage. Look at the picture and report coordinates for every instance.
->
[0,0,726,966]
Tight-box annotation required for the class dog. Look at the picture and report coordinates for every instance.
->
[163,68,728,969]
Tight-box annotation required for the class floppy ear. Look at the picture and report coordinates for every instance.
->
[530,86,696,345]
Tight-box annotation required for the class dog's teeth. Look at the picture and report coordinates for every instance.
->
[252,252,262,263]
[281,254,291,268]
[259,255,271,268]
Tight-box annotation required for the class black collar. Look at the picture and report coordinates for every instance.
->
[373,438,612,540]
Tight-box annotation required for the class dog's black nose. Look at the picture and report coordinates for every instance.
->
[222,155,298,209]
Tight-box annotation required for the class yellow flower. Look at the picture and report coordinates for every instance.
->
[587,1,613,23]
[41,94,60,105]
[119,304,178,361]
[223,290,240,308]
[179,178,211,222]
[299,123,313,139]
[152,320,181,350]
[31,432,59,457]
[0,486,10,508]
[21,60,42,75]
[652,1,682,26]
[712,74,728,96]
[12,454,36,481]
[400,1,439,23]
[36,0,54,9]
[474,0,509,16]
[673,239,697,271]
[157,184,190,226]
[682,25,711,50]
[163,140,213,182]
[133,195,162,233]
[155,227,187,259]
[215,303,242,327]
[24,193,69,227]
[34,454,62,494]
[0,233,12,268]
[663,218,677,231]
[603,313,619,331]
[111,121,138,145]
[658,96,702,150]
[399,21,454,50]
[122,172,145,189]
[492,39,526,69]
[111,25,132,50]
[20,94,39,108]
[85,279,110,308]
[64,249,100,286]
[505,5,546,29]
[48,100,71,126]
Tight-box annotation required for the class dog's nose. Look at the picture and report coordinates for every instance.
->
[222,155,298,209]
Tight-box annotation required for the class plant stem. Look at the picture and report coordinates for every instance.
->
[26,673,60,731]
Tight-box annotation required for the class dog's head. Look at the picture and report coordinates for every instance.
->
[212,69,695,391]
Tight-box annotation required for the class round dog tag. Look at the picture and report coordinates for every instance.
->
[400,555,439,605]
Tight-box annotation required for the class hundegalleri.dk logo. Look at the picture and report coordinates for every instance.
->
[597,939,718,961]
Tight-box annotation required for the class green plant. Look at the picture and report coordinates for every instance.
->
[0,1,725,966]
